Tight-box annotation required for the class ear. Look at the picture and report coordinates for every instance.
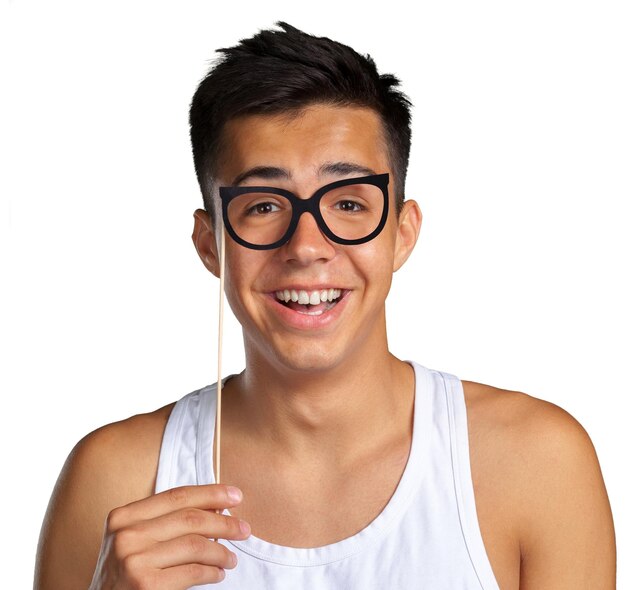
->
[393,199,422,272]
[192,209,221,278]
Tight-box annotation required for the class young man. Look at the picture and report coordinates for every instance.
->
[35,22,616,589]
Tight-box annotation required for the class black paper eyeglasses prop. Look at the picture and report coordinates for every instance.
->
[219,173,390,250]
[211,172,390,494]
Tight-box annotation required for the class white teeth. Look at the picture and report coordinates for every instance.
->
[326,289,342,302]
[274,288,345,305]
[299,309,324,316]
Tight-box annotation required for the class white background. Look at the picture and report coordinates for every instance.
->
[2,0,624,587]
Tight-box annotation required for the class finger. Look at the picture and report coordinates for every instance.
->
[135,534,237,571]
[159,563,227,588]
[138,507,251,543]
[106,484,243,531]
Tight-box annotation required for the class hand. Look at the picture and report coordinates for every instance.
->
[89,484,251,589]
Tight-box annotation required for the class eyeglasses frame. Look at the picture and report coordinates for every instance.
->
[218,173,390,251]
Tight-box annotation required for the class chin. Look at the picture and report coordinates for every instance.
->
[247,331,347,375]
[276,349,340,374]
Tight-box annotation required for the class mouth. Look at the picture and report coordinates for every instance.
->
[272,288,347,316]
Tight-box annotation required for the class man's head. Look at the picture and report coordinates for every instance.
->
[190,23,421,375]
[189,21,412,223]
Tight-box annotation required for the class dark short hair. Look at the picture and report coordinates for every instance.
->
[189,21,412,223]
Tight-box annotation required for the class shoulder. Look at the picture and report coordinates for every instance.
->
[462,380,616,588]
[35,402,176,589]
[461,379,608,507]
[55,400,176,510]
[65,401,176,503]
[462,379,604,478]
[462,379,591,446]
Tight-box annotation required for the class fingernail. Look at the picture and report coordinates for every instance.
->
[230,551,238,567]
[227,486,242,501]
[239,519,251,535]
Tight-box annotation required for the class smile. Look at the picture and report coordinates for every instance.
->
[272,288,346,316]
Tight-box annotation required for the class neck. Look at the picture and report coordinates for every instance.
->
[224,322,415,466]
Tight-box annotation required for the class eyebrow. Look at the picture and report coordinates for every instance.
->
[231,161,377,186]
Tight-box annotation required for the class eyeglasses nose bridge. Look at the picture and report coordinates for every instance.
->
[287,199,328,243]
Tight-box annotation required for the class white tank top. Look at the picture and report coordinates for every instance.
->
[155,360,501,589]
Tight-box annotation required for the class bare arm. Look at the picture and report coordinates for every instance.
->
[516,401,616,589]
[34,416,157,588]
[34,407,249,589]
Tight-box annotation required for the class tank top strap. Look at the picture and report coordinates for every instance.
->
[155,375,237,494]
[440,370,500,589]
[154,384,214,493]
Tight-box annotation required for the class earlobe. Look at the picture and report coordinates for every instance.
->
[393,200,422,272]
[192,208,221,278]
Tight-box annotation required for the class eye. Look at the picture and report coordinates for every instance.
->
[245,202,281,216]
[335,199,365,212]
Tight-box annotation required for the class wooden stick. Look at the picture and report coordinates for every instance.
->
[212,222,226,543]
[215,220,226,486]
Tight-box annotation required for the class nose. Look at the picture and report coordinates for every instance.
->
[281,211,336,265]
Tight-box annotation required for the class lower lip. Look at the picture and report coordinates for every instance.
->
[265,291,351,330]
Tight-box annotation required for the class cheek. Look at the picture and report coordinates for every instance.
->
[352,241,395,290]
[222,249,269,310]
[360,230,397,266]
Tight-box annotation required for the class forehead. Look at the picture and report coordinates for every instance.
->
[216,105,390,185]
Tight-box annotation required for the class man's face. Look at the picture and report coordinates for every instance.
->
[194,104,420,374]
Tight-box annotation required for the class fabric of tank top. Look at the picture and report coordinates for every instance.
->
[155,361,501,589]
